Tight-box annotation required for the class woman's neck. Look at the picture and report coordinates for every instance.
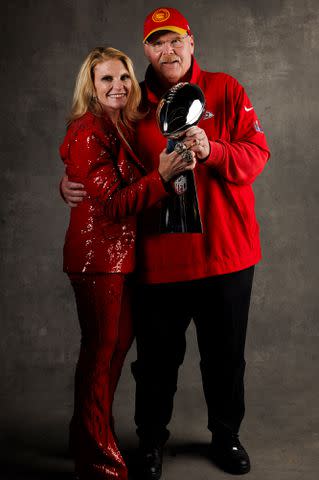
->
[105,109,120,124]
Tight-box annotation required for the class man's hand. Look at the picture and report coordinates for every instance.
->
[183,126,211,160]
[60,174,87,207]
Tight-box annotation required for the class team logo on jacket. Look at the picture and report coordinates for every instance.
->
[174,175,187,195]
[254,120,264,133]
[152,8,170,22]
[203,110,214,120]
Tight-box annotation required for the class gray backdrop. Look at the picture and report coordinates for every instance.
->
[1,1,318,479]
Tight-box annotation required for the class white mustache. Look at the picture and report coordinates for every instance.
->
[160,55,180,64]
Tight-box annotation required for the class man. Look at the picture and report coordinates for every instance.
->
[61,7,270,479]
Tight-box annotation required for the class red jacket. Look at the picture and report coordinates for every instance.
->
[135,58,270,283]
[60,111,168,274]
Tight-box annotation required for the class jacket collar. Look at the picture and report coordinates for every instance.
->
[144,56,201,104]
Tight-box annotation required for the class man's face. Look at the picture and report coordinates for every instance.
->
[144,31,194,86]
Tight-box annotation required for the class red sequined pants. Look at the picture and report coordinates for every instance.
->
[68,273,134,480]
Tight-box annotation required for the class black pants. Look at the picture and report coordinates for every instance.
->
[131,266,255,445]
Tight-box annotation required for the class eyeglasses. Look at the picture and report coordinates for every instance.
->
[144,34,189,53]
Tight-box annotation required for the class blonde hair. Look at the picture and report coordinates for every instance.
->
[67,47,142,130]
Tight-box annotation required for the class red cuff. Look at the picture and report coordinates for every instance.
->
[199,141,224,168]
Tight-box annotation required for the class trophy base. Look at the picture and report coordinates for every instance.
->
[159,171,203,234]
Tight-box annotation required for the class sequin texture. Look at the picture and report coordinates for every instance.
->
[69,274,133,480]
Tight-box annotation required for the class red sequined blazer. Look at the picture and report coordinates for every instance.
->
[59,111,168,274]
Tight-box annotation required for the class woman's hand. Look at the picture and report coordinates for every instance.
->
[158,148,196,182]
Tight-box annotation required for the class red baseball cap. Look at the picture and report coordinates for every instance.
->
[143,7,192,43]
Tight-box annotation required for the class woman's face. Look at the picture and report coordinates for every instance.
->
[93,59,132,120]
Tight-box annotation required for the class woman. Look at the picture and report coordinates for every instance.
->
[60,47,195,480]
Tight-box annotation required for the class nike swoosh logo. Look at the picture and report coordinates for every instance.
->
[203,111,214,120]
[244,106,254,112]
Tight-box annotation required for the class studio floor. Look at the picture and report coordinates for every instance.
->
[1,352,318,480]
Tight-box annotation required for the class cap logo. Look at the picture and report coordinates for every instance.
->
[152,8,171,23]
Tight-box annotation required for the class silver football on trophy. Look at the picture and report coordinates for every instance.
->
[156,82,206,138]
